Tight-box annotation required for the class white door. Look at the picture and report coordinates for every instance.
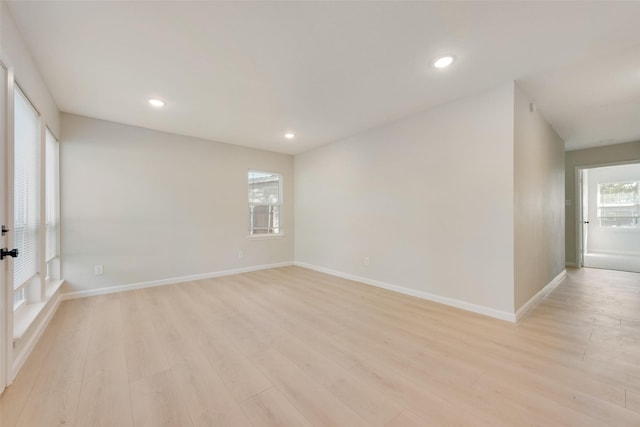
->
[0,57,8,393]
[0,55,18,392]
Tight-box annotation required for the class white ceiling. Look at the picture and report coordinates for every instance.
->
[6,1,640,154]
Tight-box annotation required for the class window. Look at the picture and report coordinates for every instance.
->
[248,170,282,235]
[13,86,41,306]
[45,128,60,271]
[597,181,640,228]
[13,288,26,311]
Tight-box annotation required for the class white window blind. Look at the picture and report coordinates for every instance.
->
[45,129,59,261]
[13,87,40,290]
[248,171,282,234]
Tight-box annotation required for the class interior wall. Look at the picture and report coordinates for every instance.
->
[513,84,565,311]
[61,113,294,293]
[295,83,516,315]
[565,141,640,265]
[0,1,60,136]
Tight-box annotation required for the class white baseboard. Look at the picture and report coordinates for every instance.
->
[11,292,62,383]
[515,269,566,322]
[294,262,517,322]
[565,262,578,268]
[61,261,294,300]
[586,249,640,257]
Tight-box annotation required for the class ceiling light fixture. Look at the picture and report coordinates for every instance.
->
[284,132,295,140]
[148,99,165,107]
[433,55,455,69]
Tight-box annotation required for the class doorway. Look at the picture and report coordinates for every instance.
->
[580,163,640,273]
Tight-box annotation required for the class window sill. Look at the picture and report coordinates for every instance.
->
[13,279,64,341]
[597,227,640,231]
[247,233,286,240]
[46,279,64,299]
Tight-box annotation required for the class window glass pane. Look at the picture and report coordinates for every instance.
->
[597,181,640,228]
[248,171,280,204]
[13,87,40,289]
[13,287,26,310]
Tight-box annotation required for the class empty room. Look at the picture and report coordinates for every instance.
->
[1,1,640,426]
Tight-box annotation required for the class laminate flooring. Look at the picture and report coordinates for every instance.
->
[1,266,639,426]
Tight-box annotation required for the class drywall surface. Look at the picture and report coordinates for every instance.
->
[1,2,60,136]
[295,83,516,314]
[565,141,640,265]
[513,84,565,311]
[61,114,294,292]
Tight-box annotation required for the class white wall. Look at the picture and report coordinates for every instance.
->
[295,83,516,315]
[61,113,294,293]
[585,163,640,255]
[1,1,60,136]
[565,141,640,265]
[513,85,565,311]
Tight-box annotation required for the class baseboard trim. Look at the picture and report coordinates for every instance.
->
[515,269,567,322]
[565,262,579,268]
[294,262,516,322]
[585,249,640,257]
[61,261,294,300]
[11,291,62,383]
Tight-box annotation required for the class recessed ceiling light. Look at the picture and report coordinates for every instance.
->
[148,99,165,107]
[433,55,455,69]
[284,132,295,140]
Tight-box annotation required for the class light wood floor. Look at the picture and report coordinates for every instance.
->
[1,266,640,426]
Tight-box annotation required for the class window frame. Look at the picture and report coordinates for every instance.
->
[11,86,63,317]
[247,170,283,237]
[44,127,60,266]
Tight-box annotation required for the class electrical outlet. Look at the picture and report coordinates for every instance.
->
[238,250,244,259]
[364,256,370,266]
[94,265,104,275]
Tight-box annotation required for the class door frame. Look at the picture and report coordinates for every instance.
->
[575,160,640,269]
[576,167,585,267]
